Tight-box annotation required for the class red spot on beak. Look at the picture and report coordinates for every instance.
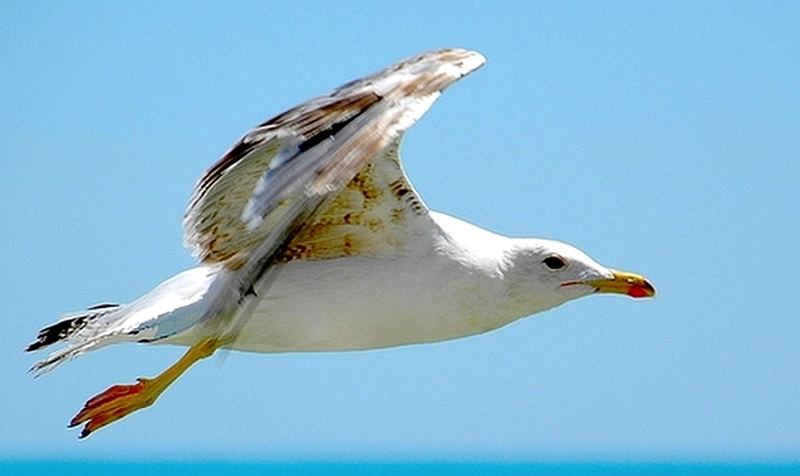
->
[627,285,650,298]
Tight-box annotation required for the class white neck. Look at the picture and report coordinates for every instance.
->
[429,212,583,328]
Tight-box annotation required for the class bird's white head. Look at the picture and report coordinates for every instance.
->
[503,238,655,318]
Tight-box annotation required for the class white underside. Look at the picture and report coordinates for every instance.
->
[164,212,526,353]
[222,257,506,353]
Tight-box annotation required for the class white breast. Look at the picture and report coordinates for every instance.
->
[222,212,516,353]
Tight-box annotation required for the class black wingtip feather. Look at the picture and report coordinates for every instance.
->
[26,303,122,353]
[26,315,90,352]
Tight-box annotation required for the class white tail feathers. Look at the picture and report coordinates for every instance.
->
[27,265,221,377]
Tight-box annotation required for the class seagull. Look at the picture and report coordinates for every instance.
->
[27,49,654,438]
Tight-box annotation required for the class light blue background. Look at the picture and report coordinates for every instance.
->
[2,1,798,461]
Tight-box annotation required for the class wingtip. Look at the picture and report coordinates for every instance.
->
[25,341,41,353]
[461,49,487,70]
[440,48,486,71]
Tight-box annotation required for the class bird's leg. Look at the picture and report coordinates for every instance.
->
[69,337,220,438]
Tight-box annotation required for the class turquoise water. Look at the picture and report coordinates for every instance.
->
[2,462,799,475]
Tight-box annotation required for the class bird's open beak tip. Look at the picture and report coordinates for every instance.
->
[583,269,656,299]
[626,279,656,299]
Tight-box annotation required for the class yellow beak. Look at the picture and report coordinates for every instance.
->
[582,269,656,298]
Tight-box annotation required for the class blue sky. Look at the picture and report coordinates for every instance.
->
[2,1,798,461]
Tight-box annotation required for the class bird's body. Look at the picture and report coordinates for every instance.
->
[28,48,654,438]
[177,212,510,353]
[164,212,589,354]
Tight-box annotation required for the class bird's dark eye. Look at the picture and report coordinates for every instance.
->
[543,256,567,270]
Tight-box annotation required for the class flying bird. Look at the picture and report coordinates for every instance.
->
[28,49,655,438]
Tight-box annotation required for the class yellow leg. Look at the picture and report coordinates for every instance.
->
[69,338,220,438]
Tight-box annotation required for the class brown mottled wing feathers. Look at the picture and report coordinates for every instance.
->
[183,92,381,263]
[182,48,485,265]
[278,139,427,262]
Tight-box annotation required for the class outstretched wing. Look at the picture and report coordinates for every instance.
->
[183,48,485,265]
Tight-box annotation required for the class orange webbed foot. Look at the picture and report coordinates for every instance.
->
[68,338,220,438]
[69,378,156,438]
